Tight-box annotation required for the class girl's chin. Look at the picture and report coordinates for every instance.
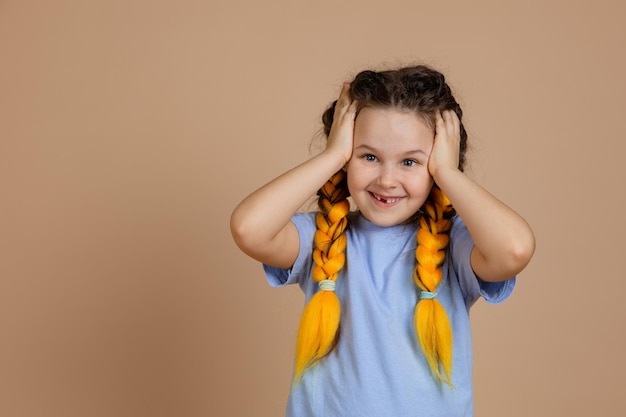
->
[359,211,415,227]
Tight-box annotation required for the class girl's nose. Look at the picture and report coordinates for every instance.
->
[377,164,398,188]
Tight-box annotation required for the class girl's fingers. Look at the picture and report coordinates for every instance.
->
[437,110,460,137]
[334,83,356,125]
[326,82,357,163]
[441,109,453,125]
[336,82,352,109]
[347,97,357,115]
[435,111,446,135]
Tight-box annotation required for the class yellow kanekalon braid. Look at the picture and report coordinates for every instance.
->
[413,187,455,386]
[293,171,350,383]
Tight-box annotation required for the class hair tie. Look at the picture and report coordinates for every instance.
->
[420,290,437,300]
[319,280,336,291]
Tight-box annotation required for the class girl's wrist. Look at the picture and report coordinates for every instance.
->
[431,165,462,186]
[432,169,466,198]
[321,147,351,170]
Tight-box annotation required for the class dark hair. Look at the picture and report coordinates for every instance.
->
[322,65,468,171]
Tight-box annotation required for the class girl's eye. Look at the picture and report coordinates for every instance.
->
[364,154,378,162]
[402,159,419,167]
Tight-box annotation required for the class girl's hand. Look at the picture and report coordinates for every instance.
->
[230,84,358,269]
[325,82,357,165]
[428,110,461,180]
[427,109,536,281]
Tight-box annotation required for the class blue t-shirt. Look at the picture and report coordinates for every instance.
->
[264,212,515,417]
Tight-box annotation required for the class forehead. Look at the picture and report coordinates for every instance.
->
[354,107,434,146]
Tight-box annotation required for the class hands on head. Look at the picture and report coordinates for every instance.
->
[428,110,462,181]
[325,83,357,166]
[325,81,463,185]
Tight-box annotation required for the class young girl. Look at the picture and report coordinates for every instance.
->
[230,65,535,417]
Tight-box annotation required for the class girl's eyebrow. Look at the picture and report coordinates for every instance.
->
[354,143,428,156]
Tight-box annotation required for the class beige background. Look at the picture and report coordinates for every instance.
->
[1,0,625,416]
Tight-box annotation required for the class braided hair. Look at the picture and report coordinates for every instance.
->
[294,65,467,386]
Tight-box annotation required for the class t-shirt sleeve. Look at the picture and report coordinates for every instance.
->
[262,212,316,288]
[449,215,516,306]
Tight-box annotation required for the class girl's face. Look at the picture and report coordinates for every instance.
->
[346,107,435,227]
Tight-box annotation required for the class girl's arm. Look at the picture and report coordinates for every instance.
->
[428,110,536,282]
[230,84,356,269]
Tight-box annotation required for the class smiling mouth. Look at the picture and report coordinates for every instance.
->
[371,192,402,204]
